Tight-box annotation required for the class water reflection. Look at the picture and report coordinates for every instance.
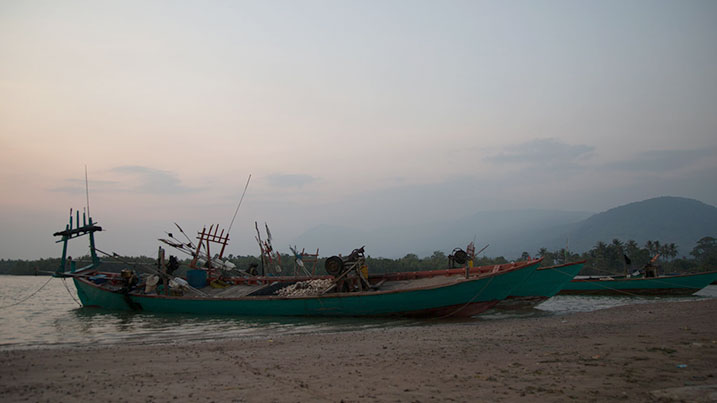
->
[1,276,715,350]
[61,305,424,347]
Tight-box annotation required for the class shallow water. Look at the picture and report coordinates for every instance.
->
[1,275,715,350]
[0,276,422,350]
[478,284,717,321]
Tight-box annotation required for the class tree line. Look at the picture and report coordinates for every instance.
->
[2,236,715,277]
[530,236,715,275]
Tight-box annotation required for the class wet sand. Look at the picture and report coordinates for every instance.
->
[1,298,716,402]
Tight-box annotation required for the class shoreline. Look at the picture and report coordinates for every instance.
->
[2,298,716,402]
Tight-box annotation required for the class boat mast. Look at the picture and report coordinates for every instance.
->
[53,168,102,275]
[85,166,99,267]
[53,209,103,275]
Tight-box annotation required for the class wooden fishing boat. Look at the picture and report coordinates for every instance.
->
[67,262,539,317]
[558,271,717,296]
[53,211,542,317]
[494,260,586,309]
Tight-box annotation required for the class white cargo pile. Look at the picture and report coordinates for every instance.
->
[276,279,334,297]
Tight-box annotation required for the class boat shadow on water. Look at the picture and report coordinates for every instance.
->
[60,307,444,347]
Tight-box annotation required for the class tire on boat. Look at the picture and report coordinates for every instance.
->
[325,256,345,276]
[452,249,468,265]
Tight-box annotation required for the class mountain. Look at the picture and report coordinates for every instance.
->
[558,196,717,255]
[290,196,717,259]
[292,209,592,259]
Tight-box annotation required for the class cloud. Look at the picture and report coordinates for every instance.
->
[266,174,318,188]
[609,147,717,173]
[48,167,199,195]
[484,138,594,170]
[111,165,199,194]
[49,178,120,194]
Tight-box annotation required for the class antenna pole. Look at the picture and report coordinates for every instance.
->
[227,174,251,235]
[84,165,91,218]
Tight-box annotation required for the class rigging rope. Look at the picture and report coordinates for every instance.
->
[95,248,159,273]
[437,273,497,319]
[95,247,208,297]
[0,276,54,310]
[419,268,502,321]
[62,277,82,307]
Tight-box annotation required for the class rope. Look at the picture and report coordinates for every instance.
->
[0,276,54,310]
[227,174,251,235]
[432,271,498,320]
[95,247,208,297]
[95,247,157,272]
[62,277,82,307]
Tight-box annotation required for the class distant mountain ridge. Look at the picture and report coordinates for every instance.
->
[289,196,717,259]
[558,196,717,255]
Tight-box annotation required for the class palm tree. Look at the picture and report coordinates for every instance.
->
[611,238,624,250]
[557,248,567,264]
[645,240,655,256]
[537,247,554,266]
[653,240,662,261]
[609,239,625,270]
[665,243,678,261]
[592,242,609,271]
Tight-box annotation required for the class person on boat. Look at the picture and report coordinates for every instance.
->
[210,273,231,288]
[120,269,139,289]
[643,261,658,278]
[119,269,142,310]
[167,255,180,275]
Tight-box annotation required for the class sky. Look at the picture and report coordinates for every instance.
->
[1,0,716,259]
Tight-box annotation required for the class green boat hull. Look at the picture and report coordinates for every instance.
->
[510,261,585,298]
[496,261,584,309]
[73,261,540,317]
[558,271,717,296]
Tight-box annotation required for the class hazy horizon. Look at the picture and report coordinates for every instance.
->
[2,1,716,259]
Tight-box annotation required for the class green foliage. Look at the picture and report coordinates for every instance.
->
[2,236,713,276]
[690,237,717,270]
[548,238,700,276]
[0,258,61,276]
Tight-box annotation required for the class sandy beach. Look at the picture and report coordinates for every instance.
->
[1,298,716,402]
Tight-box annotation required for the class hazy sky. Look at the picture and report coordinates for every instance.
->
[1,0,716,259]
